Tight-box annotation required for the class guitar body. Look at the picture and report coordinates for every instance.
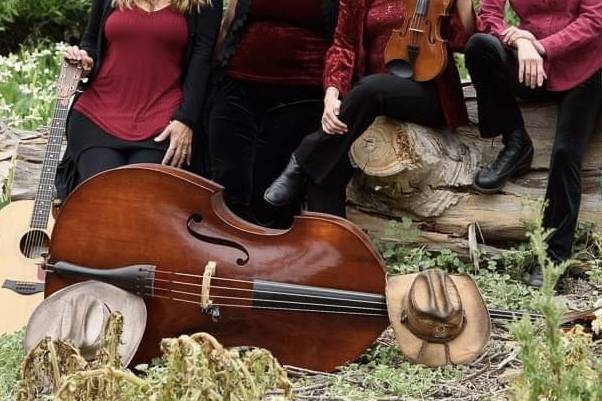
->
[0,200,54,335]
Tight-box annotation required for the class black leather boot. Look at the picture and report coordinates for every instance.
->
[474,128,534,193]
[264,155,306,207]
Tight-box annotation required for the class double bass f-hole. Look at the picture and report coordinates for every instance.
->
[186,214,250,266]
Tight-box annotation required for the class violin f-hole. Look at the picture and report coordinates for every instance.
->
[186,214,250,266]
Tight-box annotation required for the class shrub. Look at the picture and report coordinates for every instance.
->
[0,0,89,55]
[0,43,65,129]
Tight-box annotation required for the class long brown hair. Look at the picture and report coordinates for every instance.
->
[112,0,212,13]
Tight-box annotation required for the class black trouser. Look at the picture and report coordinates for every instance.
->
[76,147,164,184]
[465,33,602,261]
[66,110,165,187]
[207,77,323,227]
[295,73,446,217]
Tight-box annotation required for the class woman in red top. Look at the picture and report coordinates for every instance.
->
[205,0,338,227]
[465,0,602,287]
[56,0,221,198]
[264,0,475,217]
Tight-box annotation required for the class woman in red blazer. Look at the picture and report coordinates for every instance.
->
[264,0,475,217]
[465,0,602,287]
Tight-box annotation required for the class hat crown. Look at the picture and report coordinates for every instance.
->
[60,294,110,359]
[406,269,464,343]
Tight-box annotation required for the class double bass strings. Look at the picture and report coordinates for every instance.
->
[142,268,543,322]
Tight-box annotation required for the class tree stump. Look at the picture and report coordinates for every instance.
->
[347,94,602,250]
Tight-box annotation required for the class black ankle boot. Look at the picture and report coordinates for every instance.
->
[264,155,306,207]
[474,128,534,193]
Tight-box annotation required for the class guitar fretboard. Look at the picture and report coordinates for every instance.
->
[29,101,70,230]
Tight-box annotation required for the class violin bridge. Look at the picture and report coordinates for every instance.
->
[200,261,220,321]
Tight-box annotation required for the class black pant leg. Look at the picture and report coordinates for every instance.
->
[297,73,444,185]
[296,73,445,216]
[206,79,259,220]
[543,72,602,261]
[465,33,526,138]
[76,147,127,184]
[252,99,323,227]
[127,148,165,165]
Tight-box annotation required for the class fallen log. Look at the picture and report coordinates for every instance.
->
[347,94,602,246]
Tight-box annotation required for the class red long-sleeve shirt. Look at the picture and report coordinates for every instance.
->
[478,0,602,91]
[75,6,188,141]
[323,0,471,131]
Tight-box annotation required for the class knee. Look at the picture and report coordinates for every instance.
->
[346,74,387,107]
[465,33,504,68]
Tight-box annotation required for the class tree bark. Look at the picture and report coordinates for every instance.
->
[346,95,602,247]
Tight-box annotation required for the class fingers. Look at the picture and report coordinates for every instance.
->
[327,112,348,134]
[502,27,517,45]
[161,132,191,168]
[154,127,171,142]
[518,59,525,84]
[161,144,176,166]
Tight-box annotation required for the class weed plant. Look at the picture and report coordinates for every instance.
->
[0,330,25,401]
[511,205,602,401]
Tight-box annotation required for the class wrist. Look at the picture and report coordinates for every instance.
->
[533,40,546,56]
[325,86,340,100]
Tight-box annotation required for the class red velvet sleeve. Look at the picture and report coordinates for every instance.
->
[476,0,507,37]
[323,0,365,96]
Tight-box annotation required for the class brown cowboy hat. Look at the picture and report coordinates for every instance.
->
[24,281,146,365]
[386,269,490,367]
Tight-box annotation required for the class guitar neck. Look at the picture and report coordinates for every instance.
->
[29,101,70,230]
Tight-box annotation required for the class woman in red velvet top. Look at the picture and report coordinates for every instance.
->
[55,0,221,199]
[205,0,338,227]
[264,0,475,217]
[465,0,602,287]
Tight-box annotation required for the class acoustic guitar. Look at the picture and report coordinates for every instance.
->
[0,61,82,335]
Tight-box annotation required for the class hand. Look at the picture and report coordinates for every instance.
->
[64,46,94,76]
[502,27,536,47]
[322,87,348,135]
[516,38,547,89]
[154,120,193,168]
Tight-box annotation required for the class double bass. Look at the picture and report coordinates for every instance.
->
[384,0,454,81]
[44,165,390,371]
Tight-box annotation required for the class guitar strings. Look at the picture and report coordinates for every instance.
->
[27,63,79,260]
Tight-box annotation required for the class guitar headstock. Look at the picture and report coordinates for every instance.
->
[56,60,84,106]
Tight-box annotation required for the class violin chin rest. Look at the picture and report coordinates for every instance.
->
[386,59,414,80]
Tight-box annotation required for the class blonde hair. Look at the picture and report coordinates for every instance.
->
[112,0,212,13]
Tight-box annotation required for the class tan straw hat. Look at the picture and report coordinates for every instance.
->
[386,269,490,367]
[24,281,146,365]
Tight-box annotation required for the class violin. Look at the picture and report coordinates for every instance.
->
[384,0,454,81]
[44,165,390,371]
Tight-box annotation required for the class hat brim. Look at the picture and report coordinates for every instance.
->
[24,280,146,366]
[386,273,490,368]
